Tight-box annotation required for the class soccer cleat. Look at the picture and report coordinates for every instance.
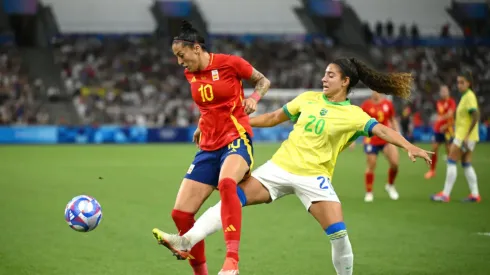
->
[152,228,193,260]
[462,194,481,203]
[430,192,450,202]
[364,192,374,202]
[385,184,399,200]
[218,257,239,275]
[424,170,436,179]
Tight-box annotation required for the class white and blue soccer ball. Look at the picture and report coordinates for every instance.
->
[64,195,102,232]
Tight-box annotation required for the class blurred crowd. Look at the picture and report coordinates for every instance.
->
[0,44,49,125]
[2,36,489,127]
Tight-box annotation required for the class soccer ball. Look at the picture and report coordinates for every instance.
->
[64,195,102,232]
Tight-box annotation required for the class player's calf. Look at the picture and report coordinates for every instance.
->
[326,222,353,275]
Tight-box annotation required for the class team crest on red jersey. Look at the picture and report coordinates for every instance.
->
[212,69,219,81]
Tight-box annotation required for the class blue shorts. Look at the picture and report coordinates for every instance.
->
[433,132,453,143]
[184,133,254,187]
[364,144,386,155]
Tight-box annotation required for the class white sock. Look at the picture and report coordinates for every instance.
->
[183,201,222,248]
[464,165,479,196]
[442,162,457,196]
[331,235,354,275]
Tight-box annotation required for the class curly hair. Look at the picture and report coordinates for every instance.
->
[333,58,413,99]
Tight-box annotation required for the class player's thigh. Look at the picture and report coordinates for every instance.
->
[176,150,220,213]
[448,139,464,160]
[219,134,254,183]
[309,201,344,230]
[364,144,378,171]
[461,141,476,163]
[383,144,399,167]
[174,178,215,213]
[237,176,272,206]
[249,160,295,205]
[292,174,340,215]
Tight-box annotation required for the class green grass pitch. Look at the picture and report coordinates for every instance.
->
[0,143,489,275]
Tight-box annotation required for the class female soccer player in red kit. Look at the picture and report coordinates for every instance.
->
[152,21,270,275]
[361,91,400,202]
[424,84,456,179]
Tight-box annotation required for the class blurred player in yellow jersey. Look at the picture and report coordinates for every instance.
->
[152,58,432,275]
[432,71,481,203]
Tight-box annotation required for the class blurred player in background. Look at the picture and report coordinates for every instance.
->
[400,102,413,142]
[361,91,400,202]
[152,21,271,275]
[424,85,456,179]
[154,58,432,275]
[432,71,480,203]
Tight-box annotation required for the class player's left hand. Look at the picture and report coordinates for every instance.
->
[406,145,434,166]
[243,97,257,115]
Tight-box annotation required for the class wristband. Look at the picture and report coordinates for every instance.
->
[249,91,261,102]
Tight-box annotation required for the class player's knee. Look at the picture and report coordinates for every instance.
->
[171,209,195,224]
[325,221,348,240]
[218,177,237,190]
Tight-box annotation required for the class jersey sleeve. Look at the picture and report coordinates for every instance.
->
[347,108,379,143]
[282,93,307,122]
[466,94,478,114]
[229,55,254,79]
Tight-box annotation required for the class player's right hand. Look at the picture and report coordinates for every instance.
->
[406,145,434,166]
[192,127,201,147]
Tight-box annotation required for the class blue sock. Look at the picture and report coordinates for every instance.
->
[236,186,247,206]
[325,222,347,240]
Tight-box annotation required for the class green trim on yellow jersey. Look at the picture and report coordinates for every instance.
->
[347,118,378,143]
[468,108,477,114]
[322,94,351,106]
[282,105,300,122]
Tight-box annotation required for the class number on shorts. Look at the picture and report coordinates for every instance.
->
[318,176,329,189]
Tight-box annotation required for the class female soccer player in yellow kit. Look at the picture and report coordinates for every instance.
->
[431,70,481,203]
[153,58,432,275]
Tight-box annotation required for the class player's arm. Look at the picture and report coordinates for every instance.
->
[389,116,400,132]
[372,124,433,164]
[247,68,271,101]
[464,109,480,140]
[249,108,289,128]
[439,109,454,120]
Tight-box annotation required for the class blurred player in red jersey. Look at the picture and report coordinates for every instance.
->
[152,21,270,275]
[361,91,400,202]
[424,85,456,179]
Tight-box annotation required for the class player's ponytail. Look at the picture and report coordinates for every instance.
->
[333,58,413,99]
[173,20,207,50]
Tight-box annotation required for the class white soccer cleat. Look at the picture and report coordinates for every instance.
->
[364,192,374,202]
[152,228,193,260]
[385,184,399,200]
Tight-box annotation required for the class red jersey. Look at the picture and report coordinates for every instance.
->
[361,98,395,146]
[433,97,456,133]
[185,53,254,151]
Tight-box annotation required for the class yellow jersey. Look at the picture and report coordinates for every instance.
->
[455,89,479,142]
[271,91,378,177]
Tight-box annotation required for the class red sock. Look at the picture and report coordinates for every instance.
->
[388,168,398,185]
[171,209,207,274]
[430,153,438,171]
[218,178,242,262]
[365,172,374,192]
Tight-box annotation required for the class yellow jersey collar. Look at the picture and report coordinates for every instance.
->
[322,94,351,106]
